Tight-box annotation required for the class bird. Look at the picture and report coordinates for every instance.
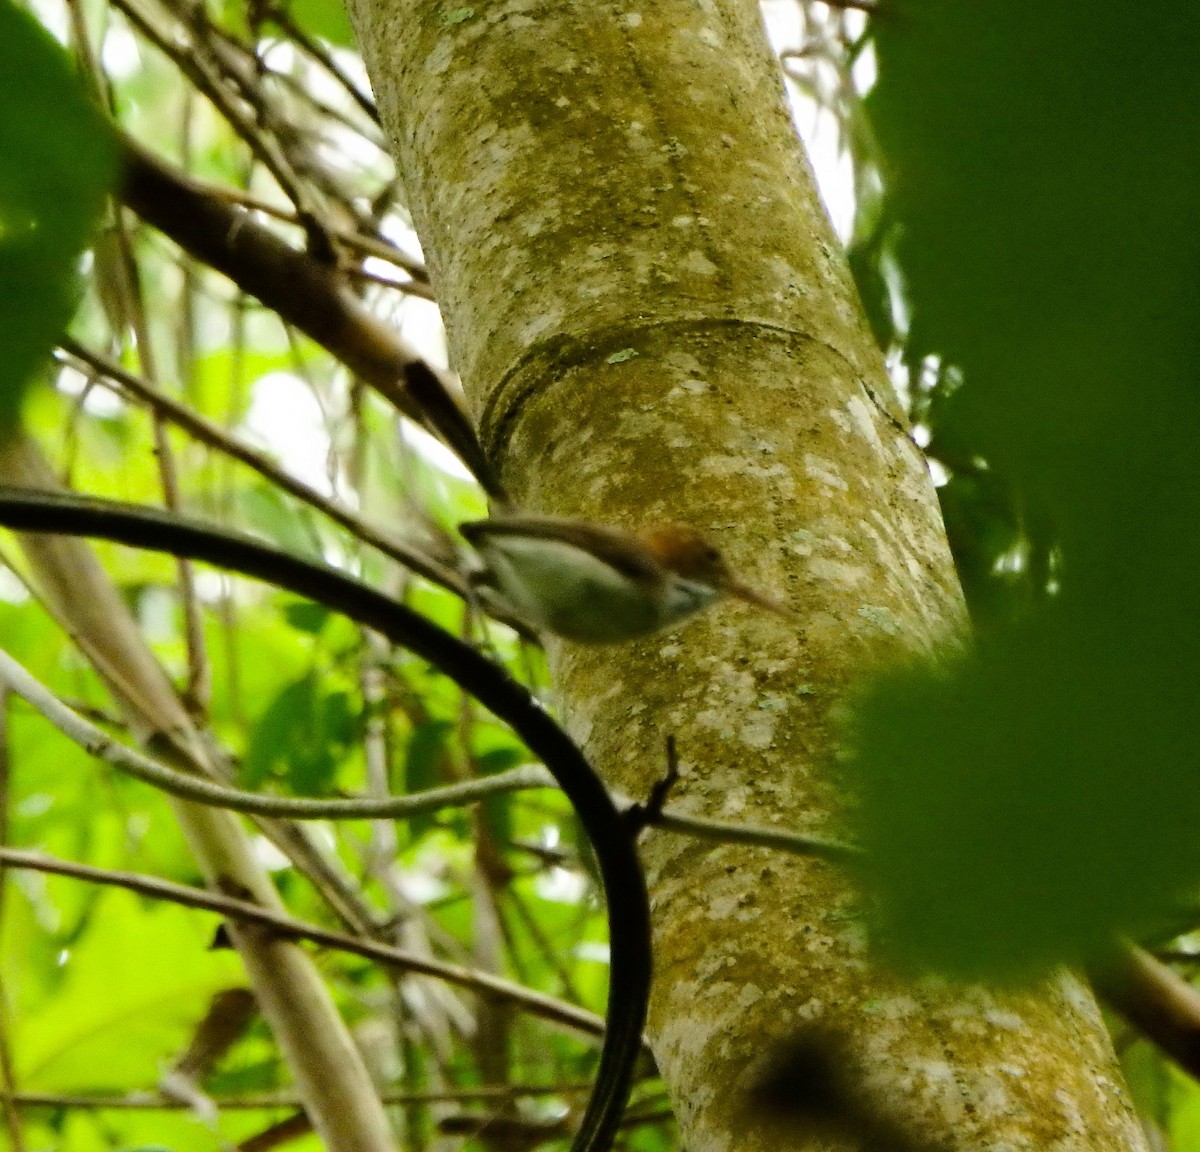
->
[459,514,787,643]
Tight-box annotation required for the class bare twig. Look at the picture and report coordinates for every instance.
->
[649,809,861,865]
[0,459,380,939]
[150,168,430,283]
[110,0,326,234]
[504,885,585,1005]
[58,340,470,597]
[1089,941,1200,1084]
[117,138,506,501]
[0,444,397,1152]
[0,977,25,1152]
[0,697,19,1152]
[258,3,379,124]
[184,8,379,216]
[111,208,214,716]
[335,229,430,282]
[340,261,437,300]
[0,645,553,820]
[11,1082,595,1110]
[238,1111,310,1151]
[358,627,472,1071]
[0,847,609,1037]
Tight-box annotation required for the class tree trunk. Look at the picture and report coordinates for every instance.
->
[345,1,1148,1147]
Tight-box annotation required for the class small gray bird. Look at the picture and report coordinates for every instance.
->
[460,514,786,642]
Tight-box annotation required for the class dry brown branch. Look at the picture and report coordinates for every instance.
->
[0,847,609,1038]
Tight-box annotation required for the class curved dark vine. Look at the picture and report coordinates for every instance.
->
[0,487,650,1152]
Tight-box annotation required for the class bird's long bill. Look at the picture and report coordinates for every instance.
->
[728,580,793,618]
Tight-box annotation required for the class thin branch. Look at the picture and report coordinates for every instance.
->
[650,809,862,864]
[643,802,1200,1091]
[117,137,507,502]
[0,489,648,1152]
[504,885,585,1005]
[335,230,430,283]
[238,1111,309,1152]
[182,8,377,218]
[146,165,430,283]
[358,627,475,1068]
[110,207,214,717]
[340,262,437,300]
[0,466,381,940]
[0,847,608,1038]
[0,448,401,1152]
[58,340,470,598]
[208,29,382,156]
[12,1082,595,1110]
[0,687,24,1152]
[259,4,380,124]
[1089,940,1200,1084]
[0,646,552,820]
[438,1111,569,1143]
[110,0,324,232]
[154,413,212,712]
[0,490,645,1125]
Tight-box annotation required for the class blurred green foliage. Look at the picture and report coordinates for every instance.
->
[0,1,117,429]
[853,0,1200,976]
[286,0,355,45]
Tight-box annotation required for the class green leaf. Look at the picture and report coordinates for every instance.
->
[403,719,453,793]
[0,3,118,429]
[282,598,331,634]
[854,608,1200,978]
[289,0,357,46]
[869,0,1199,521]
[1168,1062,1200,1151]
[235,482,324,559]
[243,670,356,794]
[15,890,239,1090]
[402,718,454,837]
[476,746,525,777]
[857,0,1200,976]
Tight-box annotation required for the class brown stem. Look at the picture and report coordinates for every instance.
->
[116,137,506,502]
[59,340,470,597]
[1090,940,1200,1082]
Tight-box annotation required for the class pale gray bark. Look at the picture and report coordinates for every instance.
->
[345,0,1147,1147]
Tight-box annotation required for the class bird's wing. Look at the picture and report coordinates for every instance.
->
[459,515,662,581]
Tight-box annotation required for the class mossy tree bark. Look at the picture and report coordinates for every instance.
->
[345,1,1147,1148]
